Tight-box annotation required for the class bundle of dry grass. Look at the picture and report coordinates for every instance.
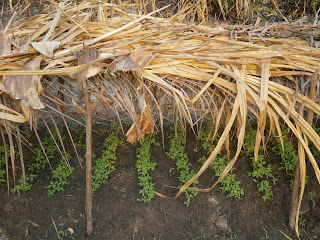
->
[178,0,320,22]
[0,0,319,235]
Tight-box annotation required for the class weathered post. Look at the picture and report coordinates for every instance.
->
[75,46,102,235]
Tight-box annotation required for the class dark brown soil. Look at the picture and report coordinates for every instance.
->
[0,124,320,240]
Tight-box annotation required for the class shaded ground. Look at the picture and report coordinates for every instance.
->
[0,124,320,240]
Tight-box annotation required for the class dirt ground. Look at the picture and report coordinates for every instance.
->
[0,124,320,240]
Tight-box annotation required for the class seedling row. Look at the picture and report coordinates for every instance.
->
[0,121,318,210]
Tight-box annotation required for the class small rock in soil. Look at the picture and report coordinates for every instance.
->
[208,212,217,225]
[208,195,219,206]
[215,216,231,232]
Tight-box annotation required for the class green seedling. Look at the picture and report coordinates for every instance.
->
[28,129,63,173]
[248,155,277,201]
[69,121,83,134]
[299,218,307,228]
[45,153,74,196]
[198,122,244,199]
[198,155,244,199]
[257,179,273,201]
[270,133,297,177]
[0,145,9,184]
[167,126,198,206]
[269,123,307,188]
[197,123,220,154]
[309,190,317,198]
[135,134,158,202]
[245,124,277,200]
[58,229,75,240]
[12,174,37,196]
[74,140,86,149]
[28,146,49,173]
[91,129,123,193]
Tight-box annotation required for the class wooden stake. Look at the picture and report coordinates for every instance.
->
[84,84,93,235]
[75,46,102,236]
[289,70,318,231]
[289,163,300,230]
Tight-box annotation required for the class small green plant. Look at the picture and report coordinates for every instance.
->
[74,140,86,149]
[167,126,198,206]
[243,124,256,157]
[13,128,71,196]
[58,229,75,240]
[245,124,277,201]
[28,147,48,172]
[248,155,277,185]
[91,129,123,193]
[28,130,62,173]
[12,174,37,196]
[257,179,273,201]
[198,155,244,199]
[248,156,277,201]
[198,122,244,199]
[309,190,317,198]
[0,145,9,184]
[270,127,297,177]
[135,134,158,202]
[198,123,219,154]
[299,218,307,228]
[69,122,81,134]
[45,154,74,196]
[269,123,307,187]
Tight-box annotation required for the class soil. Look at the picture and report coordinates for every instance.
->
[0,124,320,240]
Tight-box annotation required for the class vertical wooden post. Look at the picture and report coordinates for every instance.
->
[75,46,102,236]
[83,78,93,235]
[289,70,318,231]
[289,164,300,230]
